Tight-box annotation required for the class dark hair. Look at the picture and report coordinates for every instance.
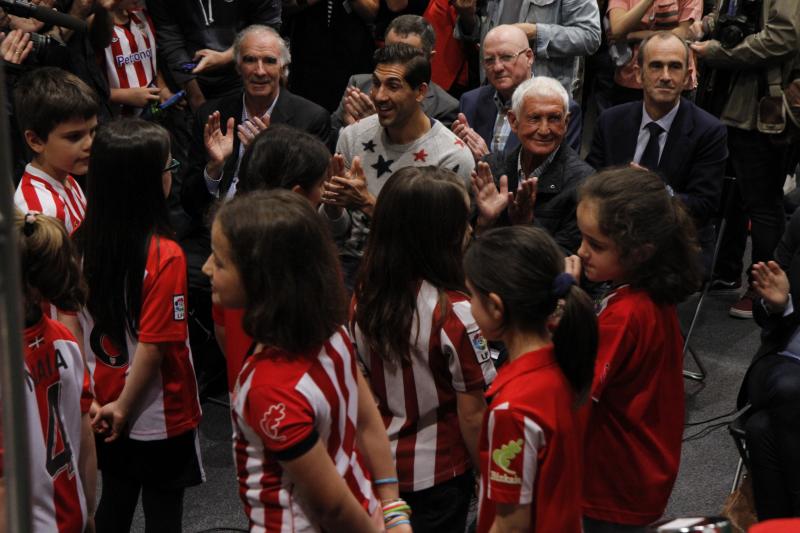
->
[14,66,99,141]
[386,15,436,58]
[636,31,689,68]
[355,166,470,364]
[17,211,86,315]
[578,166,703,304]
[75,118,172,344]
[464,226,597,400]
[215,190,346,353]
[237,124,330,195]
[373,43,431,88]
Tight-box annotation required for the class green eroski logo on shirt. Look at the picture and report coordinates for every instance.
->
[492,439,523,475]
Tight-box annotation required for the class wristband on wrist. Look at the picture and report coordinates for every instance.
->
[382,498,411,528]
[373,477,398,486]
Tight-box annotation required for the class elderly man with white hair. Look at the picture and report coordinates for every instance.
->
[471,75,594,253]
[182,24,331,220]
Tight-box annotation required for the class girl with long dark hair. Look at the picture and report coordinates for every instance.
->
[75,118,203,532]
[352,166,496,533]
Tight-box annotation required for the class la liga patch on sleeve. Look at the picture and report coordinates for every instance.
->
[173,294,186,321]
[467,327,491,365]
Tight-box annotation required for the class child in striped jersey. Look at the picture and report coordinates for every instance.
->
[75,119,203,533]
[464,226,598,533]
[352,166,497,533]
[104,0,172,116]
[13,67,98,235]
[5,211,96,533]
[203,190,410,533]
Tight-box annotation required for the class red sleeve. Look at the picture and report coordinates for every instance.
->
[245,383,316,456]
[441,296,496,392]
[138,239,188,344]
[485,404,543,505]
[678,0,701,21]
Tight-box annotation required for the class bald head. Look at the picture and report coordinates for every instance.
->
[482,25,534,99]
[484,24,529,50]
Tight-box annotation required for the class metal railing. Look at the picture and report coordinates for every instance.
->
[0,61,32,533]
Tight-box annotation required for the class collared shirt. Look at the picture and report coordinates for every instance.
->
[491,91,513,154]
[204,90,280,200]
[517,145,559,182]
[633,100,680,166]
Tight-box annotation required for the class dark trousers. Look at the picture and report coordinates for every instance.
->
[583,517,647,533]
[716,128,792,282]
[745,354,800,519]
[95,470,185,533]
[402,472,474,533]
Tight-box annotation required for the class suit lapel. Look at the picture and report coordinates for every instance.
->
[658,98,692,178]
[269,89,291,125]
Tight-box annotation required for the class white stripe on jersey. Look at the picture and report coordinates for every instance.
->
[485,402,545,504]
[27,338,88,533]
[15,165,87,234]
[520,415,545,503]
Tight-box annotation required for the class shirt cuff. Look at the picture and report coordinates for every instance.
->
[535,24,553,59]
[761,297,793,317]
[204,167,222,197]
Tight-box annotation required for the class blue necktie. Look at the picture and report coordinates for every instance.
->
[639,122,664,170]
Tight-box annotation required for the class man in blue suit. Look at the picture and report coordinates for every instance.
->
[452,24,582,161]
[586,31,728,272]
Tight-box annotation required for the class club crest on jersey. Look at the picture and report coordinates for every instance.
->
[173,294,185,321]
[90,328,129,368]
[468,327,491,364]
[260,403,287,441]
[491,439,523,485]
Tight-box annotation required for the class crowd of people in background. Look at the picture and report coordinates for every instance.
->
[1,0,800,531]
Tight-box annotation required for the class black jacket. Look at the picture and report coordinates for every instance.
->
[485,144,594,253]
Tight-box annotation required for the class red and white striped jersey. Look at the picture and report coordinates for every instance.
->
[80,236,201,441]
[351,281,496,492]
[477,345,583,533]
[14,164,86,235]
[231,327,378,532]
[23,315,92,533]
[104,10,157,93]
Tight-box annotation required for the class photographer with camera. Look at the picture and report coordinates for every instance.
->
[690,0,800,319]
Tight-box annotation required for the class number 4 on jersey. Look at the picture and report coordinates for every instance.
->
[45,382,74,478]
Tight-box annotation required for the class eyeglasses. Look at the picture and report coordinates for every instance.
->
[163,158,181,173]
[482,49,529,67]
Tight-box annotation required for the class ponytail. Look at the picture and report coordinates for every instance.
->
[16,211,86,312]
[552,283,597,403]
[464,226,597,400]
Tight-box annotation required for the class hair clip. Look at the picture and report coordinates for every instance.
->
[23,212,38,237]
[551,272,576,298]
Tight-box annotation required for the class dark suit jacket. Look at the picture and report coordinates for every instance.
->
[739,208,800,407]
[458,84,583,157]
[330,74,459,136]
[586,98,728,224]
[485,143,594,253]
[181,88,331,222]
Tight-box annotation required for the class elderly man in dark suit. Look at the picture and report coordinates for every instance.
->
[182,24,331,220]
[587,31,728,273]
[452,24,583,162]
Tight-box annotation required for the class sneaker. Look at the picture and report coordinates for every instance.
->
[709,277,742,292]
[729,289,755,319]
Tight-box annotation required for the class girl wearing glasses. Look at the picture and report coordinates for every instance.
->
[74,118,203,533]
